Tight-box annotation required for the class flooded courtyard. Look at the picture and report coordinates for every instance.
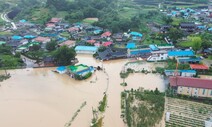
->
[0,55,167,127]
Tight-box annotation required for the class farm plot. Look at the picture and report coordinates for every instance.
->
[165,97,212,127]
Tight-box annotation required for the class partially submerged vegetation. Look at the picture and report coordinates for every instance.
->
[64,101,87,127]
[91,94,107,127]
[0,74,11,82]
[121,88,165,127]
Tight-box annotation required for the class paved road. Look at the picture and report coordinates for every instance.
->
[0,12,17,30]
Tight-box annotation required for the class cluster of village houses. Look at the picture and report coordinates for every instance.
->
[0,5,212,99]
[165,5,212,24]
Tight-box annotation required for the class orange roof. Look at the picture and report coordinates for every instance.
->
[190,64,209,70]
[101,31,112,37]
[59,40,76,47]
[34,37,50,43]
[68,27,79,32]
[46,23,55,27]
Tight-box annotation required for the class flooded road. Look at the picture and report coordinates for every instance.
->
[0,55,167,127]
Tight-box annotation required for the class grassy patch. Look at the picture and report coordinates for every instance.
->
[82,18,98,24]
[177,41,193,48]
[60,32,70,38]
[171,17,189,26]
[207,55,212,60]
[0,31,12,36]
[121,88,165,127]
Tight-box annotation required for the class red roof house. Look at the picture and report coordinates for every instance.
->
[103,41,112,47]
[170,76,212,89]
[87,40,96,44]
[101,32,112,37]
[190,64,209,70]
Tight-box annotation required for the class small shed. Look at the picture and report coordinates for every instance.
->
[149,44,159,51]
[56,66,67,74]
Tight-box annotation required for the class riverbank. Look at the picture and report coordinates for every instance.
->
[0,54,167,127]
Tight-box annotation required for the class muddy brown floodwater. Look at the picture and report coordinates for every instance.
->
[0,54,167,127]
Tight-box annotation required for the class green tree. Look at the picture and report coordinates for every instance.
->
[188,36,202,52]
[29,44,41,51]
[27,51,44,65]
[162,16,173,24]
[201,32,212,49]
[0,55,21,69]
[53,46,76,66]
[46,41,57,51]
[168,28,184,42]
[0,45,12,55]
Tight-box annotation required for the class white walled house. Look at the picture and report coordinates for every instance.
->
[147,50,168,61]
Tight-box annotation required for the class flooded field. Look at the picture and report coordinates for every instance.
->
[0,55,167,127]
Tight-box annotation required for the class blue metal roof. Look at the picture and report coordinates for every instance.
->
[165,70,196,73]
[171,11,177,15]
[180,70,196,73]
[149,45,159,51]
[178,57,201,62]
[20,19,27,23]
[94,29,102,34]
[57,66,66,71]
[130,49,151,55]
[197,25,206,29]
[12,36,23,40]
[129,32,143,37]
[75,46,98,52]
[24,35,36,39]
[168,50,194,57]
[126,43,136,49]
[208,28,212,31]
